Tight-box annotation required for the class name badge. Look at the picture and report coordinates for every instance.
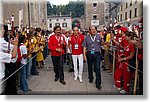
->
[91,50,95,54]
[74,44,78,49]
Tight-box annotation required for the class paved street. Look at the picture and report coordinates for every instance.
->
[22,55,121,95]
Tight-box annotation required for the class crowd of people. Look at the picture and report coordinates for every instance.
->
[0,19,143,95]
[0,25,49,94]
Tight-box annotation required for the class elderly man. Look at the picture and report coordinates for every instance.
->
[69,26,84,83]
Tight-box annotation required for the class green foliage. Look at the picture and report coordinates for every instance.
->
[47,1,84,18]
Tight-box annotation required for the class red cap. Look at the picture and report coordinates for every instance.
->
[119,26,128,32]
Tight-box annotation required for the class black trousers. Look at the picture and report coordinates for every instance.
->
[51,55,64,81]
[86,52,101,86]
[138,60,143,95]
[5,63,17,95]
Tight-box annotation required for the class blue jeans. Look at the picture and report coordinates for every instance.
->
[26,58,32,78]
[20,63,29,92]
[86,52,101,86]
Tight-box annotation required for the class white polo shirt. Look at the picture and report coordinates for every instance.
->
[20,43,27,65]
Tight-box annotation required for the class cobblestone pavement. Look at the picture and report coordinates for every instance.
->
[20,55,123,95]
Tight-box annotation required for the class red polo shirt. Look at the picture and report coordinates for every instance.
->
[48,34,66,56]
[69,33,84,55]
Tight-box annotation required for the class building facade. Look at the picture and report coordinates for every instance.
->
[0,0,3,24]
[117,0,143,26]
[104,2,110,27]
[104,0,121,28]
[2,0,47,30]
[84,0,105,30]
[47,15,72,31]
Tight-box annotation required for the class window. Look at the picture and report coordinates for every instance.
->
[105,16,108,22]
[93,14,97,20]
[121,5,123,11]
[134,8,137,17]
[64,19,66,21]
[125,12,127,20]
[93,3,97,11]
[56,19,59,21]
[120,14,122,21]
[93,3,97,7]
[49,23,52,28]
[130,0,132,6]
[130,10,132,18]
[49,19,51,21]
[62,23,67,27]
[126,3,128,8]
[55,23,60,26]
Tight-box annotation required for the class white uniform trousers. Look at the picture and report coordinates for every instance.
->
[72,54,83,78]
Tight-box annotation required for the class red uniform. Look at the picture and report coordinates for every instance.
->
[115,34,124,70]
[48,34,66,56]
[69,33,84,55]
[114,40,135,92]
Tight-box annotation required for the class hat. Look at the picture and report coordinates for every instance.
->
[119,26,128,32]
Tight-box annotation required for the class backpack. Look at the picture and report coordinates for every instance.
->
[16,46,22,63]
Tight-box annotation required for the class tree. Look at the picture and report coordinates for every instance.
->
[47,1,84,18]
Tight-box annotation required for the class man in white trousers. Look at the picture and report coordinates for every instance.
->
[69,27,84,83]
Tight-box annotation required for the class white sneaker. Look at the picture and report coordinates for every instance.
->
[120,90,128,94]
[74,76,77,81]
[79,78,83,83]
[113,85,121,91]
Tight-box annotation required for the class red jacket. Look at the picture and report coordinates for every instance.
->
[48,34,66,56]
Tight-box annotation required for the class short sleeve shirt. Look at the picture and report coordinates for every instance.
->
[82,34,101,52]
[20,44,27,64]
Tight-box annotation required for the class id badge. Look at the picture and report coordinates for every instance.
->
[74,44,78,49]
[91,50,95,54]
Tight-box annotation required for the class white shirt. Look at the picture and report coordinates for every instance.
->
[0,38,12,79]
[66,37,71,53]
[20,44,27,65]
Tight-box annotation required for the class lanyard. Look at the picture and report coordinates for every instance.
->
[90,35,96,42]
[55,35,61,43]
[73,35,79,44]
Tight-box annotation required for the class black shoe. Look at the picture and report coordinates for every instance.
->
[96,85,102,90]
[103,68,110,71]
[31,73,39,75]
[102,65,105,68]
[60,80,66,85]
[54,77,59,82]
[89,80,93,83]
[68,69,74,72]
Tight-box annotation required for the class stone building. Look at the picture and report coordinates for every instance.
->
[47,15,72,31]
[117,0,143,26]
[104,0,121,28]
[84,0,105,30]
[1,0,47,30]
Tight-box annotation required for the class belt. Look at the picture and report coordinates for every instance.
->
[87,51,100,54]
